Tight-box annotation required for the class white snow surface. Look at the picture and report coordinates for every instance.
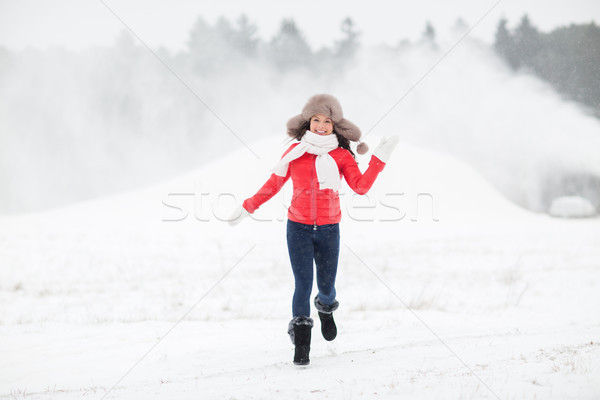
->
[1,137,600,399]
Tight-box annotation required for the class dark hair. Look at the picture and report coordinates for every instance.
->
[290,120,356,159]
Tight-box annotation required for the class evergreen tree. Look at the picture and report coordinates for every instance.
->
[231,14,259,58]
[187,16,225,73]
[512,15,541,68]
[535,23,600,115]
[334,17,360,61]
[452,17,469,34]
[269,19,313,71]
[185,15,261,73]
[495,18,518,69]
[423,21,436,42]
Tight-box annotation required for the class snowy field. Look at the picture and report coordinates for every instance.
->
[1,138,599,399]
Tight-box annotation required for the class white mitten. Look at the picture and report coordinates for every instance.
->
[227,204,251,226]
[372,136,400,163]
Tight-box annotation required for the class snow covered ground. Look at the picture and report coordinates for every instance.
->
[1,138,599,399]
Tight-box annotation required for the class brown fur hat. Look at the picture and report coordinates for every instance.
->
[287,94,369,154]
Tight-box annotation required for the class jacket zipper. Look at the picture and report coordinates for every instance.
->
[311,156,317,230]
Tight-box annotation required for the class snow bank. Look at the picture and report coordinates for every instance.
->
[1,137,599,400]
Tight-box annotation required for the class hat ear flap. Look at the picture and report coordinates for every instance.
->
[335,118,361,142]
[286,114,307,138]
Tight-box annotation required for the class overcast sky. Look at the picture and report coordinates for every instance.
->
[0,0,599,51]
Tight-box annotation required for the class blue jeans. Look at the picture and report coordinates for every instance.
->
[286,219,340,317]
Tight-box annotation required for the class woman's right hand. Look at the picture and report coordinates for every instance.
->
[227,204,250,226]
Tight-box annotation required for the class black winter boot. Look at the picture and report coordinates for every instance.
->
[314,295,339,341]
[288,316,313,365]
[317,312,337,341]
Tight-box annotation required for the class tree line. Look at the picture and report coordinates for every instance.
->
[495,16,600,118]
[183,15,361,74]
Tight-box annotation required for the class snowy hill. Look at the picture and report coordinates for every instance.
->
[3,36,600,217]
[0,134,551,253]
[2,137,599,399]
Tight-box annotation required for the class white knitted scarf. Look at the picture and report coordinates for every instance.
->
[272,130,340,191]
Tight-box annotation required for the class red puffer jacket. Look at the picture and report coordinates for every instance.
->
[243,143,386,226]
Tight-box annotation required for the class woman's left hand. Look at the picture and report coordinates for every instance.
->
[372,136,400,163]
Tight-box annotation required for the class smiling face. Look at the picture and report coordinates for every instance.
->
[309,114,334,136]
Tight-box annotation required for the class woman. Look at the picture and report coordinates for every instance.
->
[229,94,398,365]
